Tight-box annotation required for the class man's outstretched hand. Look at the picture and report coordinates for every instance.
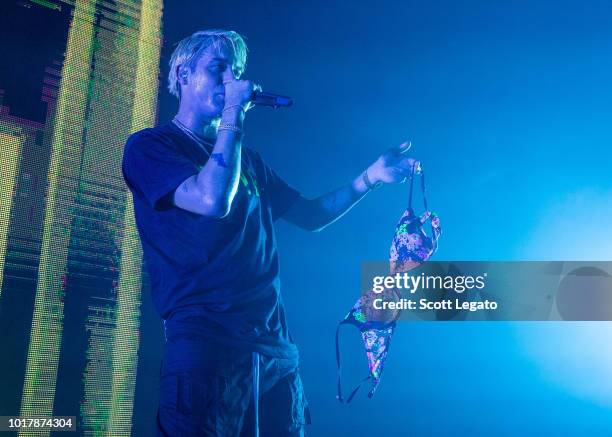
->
[366,141,421,185]
[282,141,423,232]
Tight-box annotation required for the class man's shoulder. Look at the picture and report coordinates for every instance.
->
[123,123,186,164]
[122,123,186,177]
[126,123,176,147]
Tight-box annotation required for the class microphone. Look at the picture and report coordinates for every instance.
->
[251,91,293,108]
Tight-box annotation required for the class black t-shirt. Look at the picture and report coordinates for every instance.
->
[122,122,301,360]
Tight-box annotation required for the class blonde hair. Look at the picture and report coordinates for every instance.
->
[167,29,248,99]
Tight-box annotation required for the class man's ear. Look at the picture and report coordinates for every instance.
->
[177,65,189,86]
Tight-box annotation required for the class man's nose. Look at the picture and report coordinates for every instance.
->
[222,68,237,83]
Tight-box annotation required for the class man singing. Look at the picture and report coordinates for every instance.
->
[122,29,419,436]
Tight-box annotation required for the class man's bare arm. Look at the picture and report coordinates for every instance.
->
[173,109,244,218]
[282,173,370,231]
[283,141,419,231]
[172,77,256,218]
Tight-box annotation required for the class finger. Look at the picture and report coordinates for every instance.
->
[401,165,414,176]
[398,157,417,169]
[396,168,413,182]
[410,160,422,174]
[399,141,412,154]
[389,141,410,157]
[254,83,263,93]
[399,159,422,175]
[415,161,422,174]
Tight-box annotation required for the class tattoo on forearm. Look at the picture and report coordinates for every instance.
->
[211,153,228,168]
[182,183,189,193]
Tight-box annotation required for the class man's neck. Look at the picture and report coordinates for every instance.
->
[174,107,218,142]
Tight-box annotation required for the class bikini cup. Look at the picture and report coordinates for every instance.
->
[389,163,442,274]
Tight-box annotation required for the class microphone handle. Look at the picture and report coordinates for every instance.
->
[251,91,293,108]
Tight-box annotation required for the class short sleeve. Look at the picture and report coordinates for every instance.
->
[122,129,198,211]
[257,154,301,221]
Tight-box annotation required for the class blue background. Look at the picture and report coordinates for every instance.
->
[159,1,612,434]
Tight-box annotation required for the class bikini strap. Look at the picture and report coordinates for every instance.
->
[408,162,427,212]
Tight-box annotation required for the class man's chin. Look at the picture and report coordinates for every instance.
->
[202,105,223,120]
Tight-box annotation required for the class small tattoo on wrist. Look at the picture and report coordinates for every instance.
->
[211,153,228,168]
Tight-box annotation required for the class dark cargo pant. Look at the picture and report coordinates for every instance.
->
[156,337,310,436]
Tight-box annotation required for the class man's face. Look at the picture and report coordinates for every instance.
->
[180,46,240,118]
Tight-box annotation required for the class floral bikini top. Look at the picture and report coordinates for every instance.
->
[336,162,442,403]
